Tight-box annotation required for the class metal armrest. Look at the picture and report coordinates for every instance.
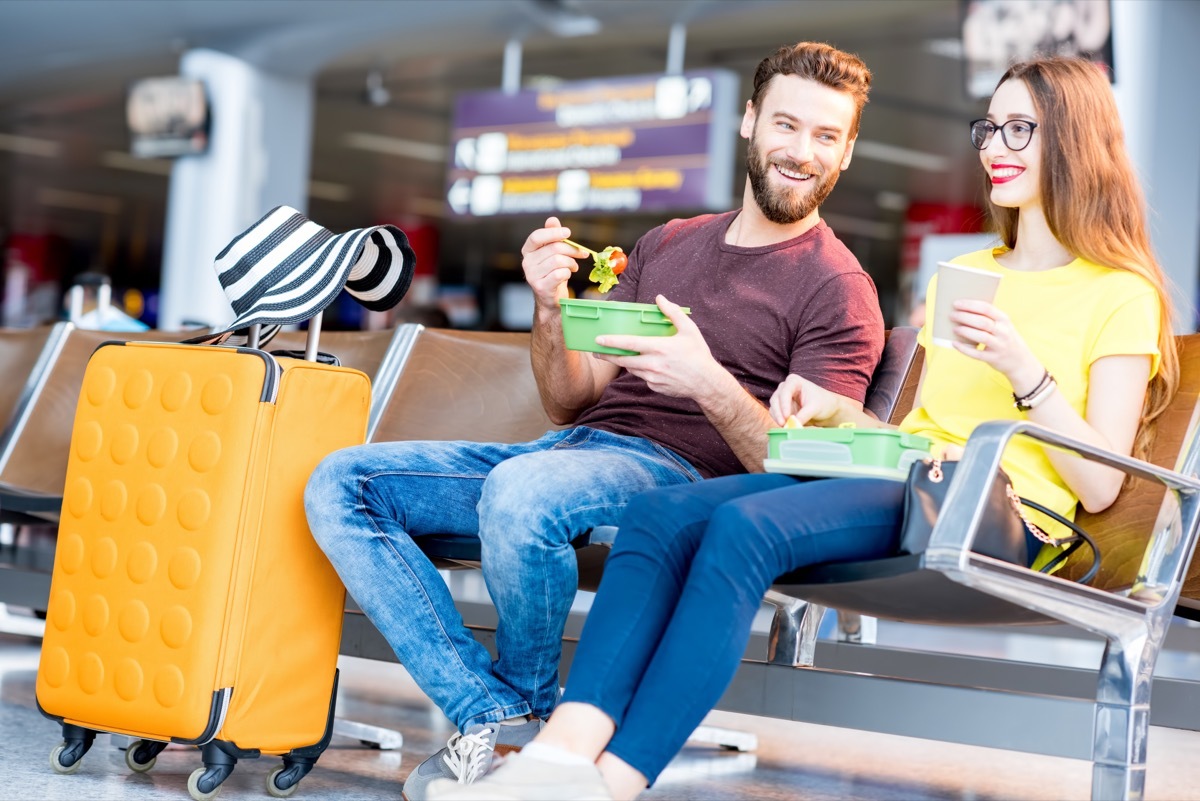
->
[0,321,74,473]
[926,419,1200,642]
[365,323,423,443]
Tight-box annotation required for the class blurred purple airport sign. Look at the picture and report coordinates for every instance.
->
[446,69,738,218]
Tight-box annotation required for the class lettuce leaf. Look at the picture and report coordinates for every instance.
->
[588,246,623,294]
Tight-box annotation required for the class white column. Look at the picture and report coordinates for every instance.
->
[1112,0,1200,333]
[158,49,314,331]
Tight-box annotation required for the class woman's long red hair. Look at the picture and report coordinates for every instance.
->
[986,57,1179,460]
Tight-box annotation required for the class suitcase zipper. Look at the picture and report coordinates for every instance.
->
[172,687,233,745]
[209,398,276,725]
[234,347,283,403]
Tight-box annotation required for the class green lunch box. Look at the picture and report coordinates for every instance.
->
[765,425,933,480]
[559,298,691,357]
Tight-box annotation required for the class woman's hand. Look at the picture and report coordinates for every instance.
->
[950,299,1046,397]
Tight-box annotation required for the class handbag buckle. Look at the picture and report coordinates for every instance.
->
[929,458,944,483]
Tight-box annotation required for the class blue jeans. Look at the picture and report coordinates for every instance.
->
[560,474,910,784]
[303,426,701,730]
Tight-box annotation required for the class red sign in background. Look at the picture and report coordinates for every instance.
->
[901,202,986,273]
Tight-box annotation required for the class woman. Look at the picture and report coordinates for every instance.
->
[428,56,1178,801]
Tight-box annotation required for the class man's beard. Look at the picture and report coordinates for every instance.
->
[746,133,841,225]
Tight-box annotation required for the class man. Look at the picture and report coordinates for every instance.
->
[304,40,883,800]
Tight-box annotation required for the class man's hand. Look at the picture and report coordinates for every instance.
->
[768,374,846,427]
[521,216,588,312]
[593,295,726,401]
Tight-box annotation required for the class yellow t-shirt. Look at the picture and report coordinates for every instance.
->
[900,248,1161,540]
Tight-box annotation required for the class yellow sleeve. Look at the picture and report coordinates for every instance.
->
[1088,286,1162,378]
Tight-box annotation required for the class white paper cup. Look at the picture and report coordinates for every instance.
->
[931,261,1002,348]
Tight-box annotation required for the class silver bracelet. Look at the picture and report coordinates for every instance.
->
[1015,375,1057,411]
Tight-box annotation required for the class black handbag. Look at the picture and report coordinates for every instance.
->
[899,459,1101,584]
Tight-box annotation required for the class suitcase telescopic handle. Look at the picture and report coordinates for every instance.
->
[304,311,323,362]
[247,312,324,361]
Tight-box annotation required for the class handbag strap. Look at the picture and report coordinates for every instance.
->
[1018,496,1102,585]
[926,459,1101,585]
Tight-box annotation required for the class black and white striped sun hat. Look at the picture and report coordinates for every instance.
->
[192,205,416,346]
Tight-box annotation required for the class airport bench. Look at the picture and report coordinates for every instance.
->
[348,324,1200,801]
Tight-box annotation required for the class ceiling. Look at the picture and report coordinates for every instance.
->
[0,0,989,321]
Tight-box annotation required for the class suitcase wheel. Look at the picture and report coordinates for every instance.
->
[50,723,97,774]
[49,742,83,775]
[188,766,225,801]
[124,739,167,773]
[266,765,301,798]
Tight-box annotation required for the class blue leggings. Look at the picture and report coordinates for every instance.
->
[562,472,1043,782]
[559,474,910,784]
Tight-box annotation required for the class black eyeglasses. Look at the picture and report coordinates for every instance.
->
[969,119,1039,151]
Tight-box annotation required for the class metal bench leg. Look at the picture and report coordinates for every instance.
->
[332,717,404,750]
[763,591,825,667]
[1090,634,1153,801]
[836,611,877,644]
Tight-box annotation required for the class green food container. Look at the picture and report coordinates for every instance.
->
[559,298,691,356]
[765,425,932,479]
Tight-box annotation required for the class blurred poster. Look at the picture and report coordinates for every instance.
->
[446,70,738,217]
[962,0,1113,99]
[126,76,210,158]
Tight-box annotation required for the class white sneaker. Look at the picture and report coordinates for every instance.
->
[425,750,613,801]
[403,719,542,801]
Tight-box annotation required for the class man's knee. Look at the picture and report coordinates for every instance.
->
[307,444,359,489]
[476,457,565,547]
[304,446,365,540]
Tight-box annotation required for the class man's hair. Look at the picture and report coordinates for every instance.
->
[987,56,1177,460]
[750,42,872,137]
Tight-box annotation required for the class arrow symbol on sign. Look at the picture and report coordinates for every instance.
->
[448,179,471,214]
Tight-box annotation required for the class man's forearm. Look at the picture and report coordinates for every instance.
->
[530,304,602,423]
[696,371,776,473]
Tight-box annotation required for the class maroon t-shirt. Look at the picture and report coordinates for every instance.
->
[573,211,884,479]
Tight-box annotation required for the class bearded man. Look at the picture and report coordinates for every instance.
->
[305,41,884,801]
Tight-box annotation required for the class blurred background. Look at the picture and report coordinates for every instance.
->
[0,0,1195,334]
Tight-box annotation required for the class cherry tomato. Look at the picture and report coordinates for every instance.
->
[609,248,628,275]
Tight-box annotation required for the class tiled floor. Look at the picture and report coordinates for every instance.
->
[3,619,1200,801]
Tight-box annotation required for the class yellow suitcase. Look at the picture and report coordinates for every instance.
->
[36,332,370,799]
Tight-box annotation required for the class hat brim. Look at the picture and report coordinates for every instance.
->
[197,206,416,346]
